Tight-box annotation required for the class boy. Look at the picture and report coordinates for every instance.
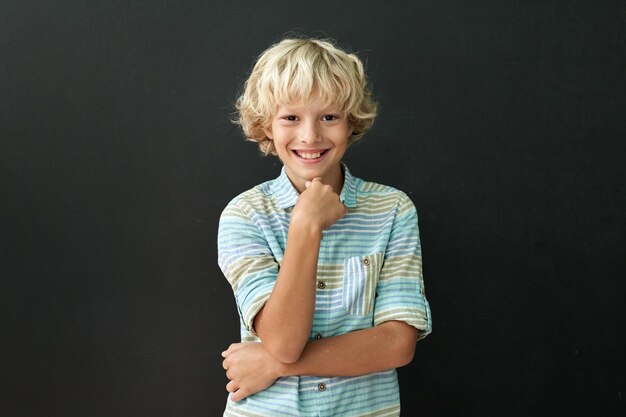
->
[218,37,431,417]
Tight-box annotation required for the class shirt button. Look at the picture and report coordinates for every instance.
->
[317,281,326,289]
[363,257,370,266]
[318,383,326,391]
[314,332,322,340]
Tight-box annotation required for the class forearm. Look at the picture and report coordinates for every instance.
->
[221,321,418,402]
[253,221,322,363]
[277,320,419,377]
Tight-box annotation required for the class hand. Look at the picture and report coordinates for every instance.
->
[221,342,281,402]
[292,177,347,232]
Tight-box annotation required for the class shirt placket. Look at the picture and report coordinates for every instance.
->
[313,228,333,416]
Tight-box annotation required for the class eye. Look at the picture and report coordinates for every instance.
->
[322,114,338,121]
[283,115,298,121]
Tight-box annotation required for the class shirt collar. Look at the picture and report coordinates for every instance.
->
[270,162,358,209]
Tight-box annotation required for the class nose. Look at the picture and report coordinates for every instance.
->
[298,120,321,145]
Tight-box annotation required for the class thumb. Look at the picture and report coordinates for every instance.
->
[304,181,312,189]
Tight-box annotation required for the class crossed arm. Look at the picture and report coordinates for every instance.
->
[220,179,419,402]
[222,320,418,402]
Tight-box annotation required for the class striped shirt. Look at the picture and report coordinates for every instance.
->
[218,164,432,417]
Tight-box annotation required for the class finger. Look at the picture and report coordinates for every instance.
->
[222,358,228,370]
[228,342,246,352]
[305,177,323,189]
[231,388,249,403]
[226,380,239,393]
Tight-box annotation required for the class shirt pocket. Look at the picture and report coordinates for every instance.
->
[342,253,384,315]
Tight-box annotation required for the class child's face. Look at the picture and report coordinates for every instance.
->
[264,97,353,194]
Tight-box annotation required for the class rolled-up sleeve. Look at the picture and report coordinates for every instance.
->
[374,195,432,339]
[217,201,278,335]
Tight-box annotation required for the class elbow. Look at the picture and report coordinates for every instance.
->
[396,342,416,367]
[253,309,308,363]
[384,321,419,368]
[264,339,305,364]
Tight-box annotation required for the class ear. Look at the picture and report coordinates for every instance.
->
[264,126,274,140]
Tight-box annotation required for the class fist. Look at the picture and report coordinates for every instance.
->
[292,177,347,232]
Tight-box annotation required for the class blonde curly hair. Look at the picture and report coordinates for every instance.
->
[234,37,378,156]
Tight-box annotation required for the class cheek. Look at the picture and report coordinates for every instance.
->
[336,132,350,149]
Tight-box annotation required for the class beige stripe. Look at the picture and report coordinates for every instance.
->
[224,406,274,417]
[221,207,250,220]
[397,198,415,217]
[359,182,395,193]
[226,256,276,290]
[316,264,344,273]
[353,201,401,212]
[363,252,383,312]
[383,254,421,267]
[375,308,429,324]
[357,404,401,417]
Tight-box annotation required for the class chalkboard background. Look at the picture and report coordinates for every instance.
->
[1,1,625,416]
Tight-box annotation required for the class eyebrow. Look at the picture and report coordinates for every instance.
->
[276,104,342,113]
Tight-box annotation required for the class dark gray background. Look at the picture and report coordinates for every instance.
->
[1,1,625,416]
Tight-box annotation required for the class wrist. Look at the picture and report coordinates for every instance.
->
[289,214,324,238]
[275,361,293,378]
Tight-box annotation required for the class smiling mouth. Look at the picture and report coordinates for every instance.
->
[293,150,329,160]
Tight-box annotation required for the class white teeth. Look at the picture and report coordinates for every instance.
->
[296,151,322,159]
